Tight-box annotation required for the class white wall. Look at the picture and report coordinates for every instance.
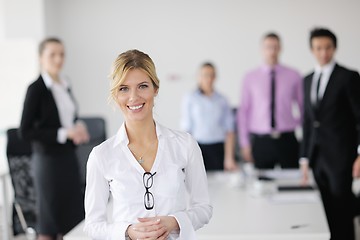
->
[41,0,360,136]
[0,0,45,208]
[0,0,47,183]
[1,0,360,137]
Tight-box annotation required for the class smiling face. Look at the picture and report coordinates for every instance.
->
[116,68,158,123]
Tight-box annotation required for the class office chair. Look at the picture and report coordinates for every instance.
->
[6,128,37,239]
[76,117,107,193]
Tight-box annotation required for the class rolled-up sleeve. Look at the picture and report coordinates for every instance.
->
[84,149,131,240]
[171,136,212,239]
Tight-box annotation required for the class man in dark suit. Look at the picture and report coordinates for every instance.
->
[300,28,360,240]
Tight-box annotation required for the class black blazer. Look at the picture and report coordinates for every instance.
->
[301,64,360,172]
[19,75,78,153]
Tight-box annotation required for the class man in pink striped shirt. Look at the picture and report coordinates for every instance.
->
[237,32,303,169]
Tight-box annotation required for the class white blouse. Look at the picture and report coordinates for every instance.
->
[41,72,76,143]
[84,122,212,240]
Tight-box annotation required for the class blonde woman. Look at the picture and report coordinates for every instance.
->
[84,49,212,240]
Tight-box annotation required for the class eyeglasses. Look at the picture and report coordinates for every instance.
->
[143,172,157,210]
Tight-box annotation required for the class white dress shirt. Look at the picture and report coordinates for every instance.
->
[84,122,212,240]
[310,61,336,104]
[42,72,76,143]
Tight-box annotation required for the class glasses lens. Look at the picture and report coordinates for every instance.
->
[144,191,154,210]
[143,172,155,188]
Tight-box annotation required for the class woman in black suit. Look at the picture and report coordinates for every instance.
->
[19,38,89,240]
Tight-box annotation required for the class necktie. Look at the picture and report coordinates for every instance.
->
[315,72,322,106]
[270,70,276,129]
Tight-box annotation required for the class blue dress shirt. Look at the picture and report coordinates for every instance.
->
[181,89,234,144]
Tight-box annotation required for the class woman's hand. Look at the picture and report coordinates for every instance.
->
[127,218,167,240]
[67,122,90,145]
[224,157,239,171]
[128,216,179,240]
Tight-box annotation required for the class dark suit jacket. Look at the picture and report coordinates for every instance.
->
[301,64,360,173]
[19,75,78,153]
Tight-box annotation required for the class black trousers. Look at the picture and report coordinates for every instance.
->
[198,142,224,171]
[313,149,355,240]
[251,131,299,169]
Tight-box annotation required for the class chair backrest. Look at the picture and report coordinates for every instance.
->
[6,128,36,235]
[76,117,107,192]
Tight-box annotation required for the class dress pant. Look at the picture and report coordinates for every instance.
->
[251,131,299,169]
[312,147,355,240]
[198,142,224,171]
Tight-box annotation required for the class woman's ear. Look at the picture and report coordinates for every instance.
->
[154,88,159,96]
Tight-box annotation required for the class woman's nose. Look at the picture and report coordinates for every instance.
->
[128,89,139,101]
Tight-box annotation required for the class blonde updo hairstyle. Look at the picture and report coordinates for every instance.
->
[110,49,160,102]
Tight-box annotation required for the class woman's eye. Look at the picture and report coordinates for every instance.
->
[139,84,148,89]
[119,87,128,92]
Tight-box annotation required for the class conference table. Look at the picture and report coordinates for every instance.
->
[197,170,329,240]
[65,169,330,240]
